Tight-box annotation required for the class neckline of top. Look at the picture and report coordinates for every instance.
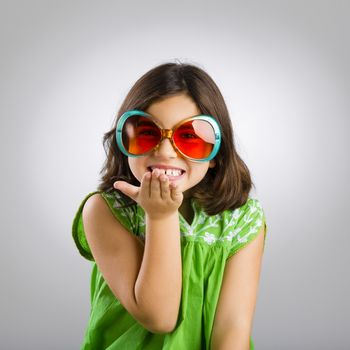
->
[179,197,201,228]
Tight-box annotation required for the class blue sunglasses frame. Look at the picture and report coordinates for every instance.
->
[116,109,222,162]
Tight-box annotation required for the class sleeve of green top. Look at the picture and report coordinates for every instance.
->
[226,198,268,259]
[71,190,135,261]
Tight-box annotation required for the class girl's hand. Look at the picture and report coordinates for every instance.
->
[113,169,183,220]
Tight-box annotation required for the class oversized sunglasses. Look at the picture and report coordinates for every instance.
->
[116,110,222,162]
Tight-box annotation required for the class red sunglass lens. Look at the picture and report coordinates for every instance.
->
[173,120,215,159]
[122,116,161,155]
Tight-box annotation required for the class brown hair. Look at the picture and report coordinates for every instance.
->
[97,62,254,215]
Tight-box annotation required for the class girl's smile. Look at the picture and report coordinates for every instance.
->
[147,164,186,180]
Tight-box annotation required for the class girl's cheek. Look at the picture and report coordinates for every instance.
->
[127,158,150,183]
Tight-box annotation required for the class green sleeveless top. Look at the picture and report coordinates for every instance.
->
[72,190,267,349]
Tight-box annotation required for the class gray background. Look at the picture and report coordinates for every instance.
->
[1,0,349,349]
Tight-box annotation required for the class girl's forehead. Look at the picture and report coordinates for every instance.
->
[145,94,201,127]
[145,113,202,129]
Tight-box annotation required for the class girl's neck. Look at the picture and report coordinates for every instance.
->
[179,196,194,225]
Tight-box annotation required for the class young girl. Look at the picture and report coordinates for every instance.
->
[72,62,267,349]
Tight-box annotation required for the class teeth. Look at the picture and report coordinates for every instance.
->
[165,169,182,176]
[151,168,182,177]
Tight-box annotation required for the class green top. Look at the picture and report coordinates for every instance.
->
[72,190,267,349]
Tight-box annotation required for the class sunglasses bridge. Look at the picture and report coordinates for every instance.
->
[151,128,176,151]
[161,129,173,139]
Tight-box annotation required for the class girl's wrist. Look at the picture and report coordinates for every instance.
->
[145,210,179,222]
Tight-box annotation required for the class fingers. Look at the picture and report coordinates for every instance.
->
[145,169,183,204]
[113,181,139,200]
[170,182,183,203]
[140,171,151,198]
[113,170,183,208]
[151,170,174,201]
[159,174,171,200]
[150,169,161,198]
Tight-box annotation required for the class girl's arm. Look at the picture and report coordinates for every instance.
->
[210,225,266,350]
[134,211,182,331]
[82,170,183,334]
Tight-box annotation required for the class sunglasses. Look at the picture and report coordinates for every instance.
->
[116,110,222,162]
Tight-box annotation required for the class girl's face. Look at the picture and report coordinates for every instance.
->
[128,93,216,195]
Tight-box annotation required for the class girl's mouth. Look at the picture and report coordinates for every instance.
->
[147,166,186,180]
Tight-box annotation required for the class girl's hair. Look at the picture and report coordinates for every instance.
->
[97,62,254,215]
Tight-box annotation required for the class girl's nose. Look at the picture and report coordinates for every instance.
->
[154,138,178,159]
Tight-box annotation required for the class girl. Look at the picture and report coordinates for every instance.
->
[72,62,267,349]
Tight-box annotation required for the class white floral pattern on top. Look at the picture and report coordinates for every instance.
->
[103,191,266,249]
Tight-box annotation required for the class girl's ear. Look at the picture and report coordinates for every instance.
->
[209,159,216,168]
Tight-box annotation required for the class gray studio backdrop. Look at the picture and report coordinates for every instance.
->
[1,0,349,349]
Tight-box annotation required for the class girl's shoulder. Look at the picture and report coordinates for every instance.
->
[194,197,265,227]
[221,197,265,222]
[72,190,140,261]
[187,197,267,255]
[220,197,267,258]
